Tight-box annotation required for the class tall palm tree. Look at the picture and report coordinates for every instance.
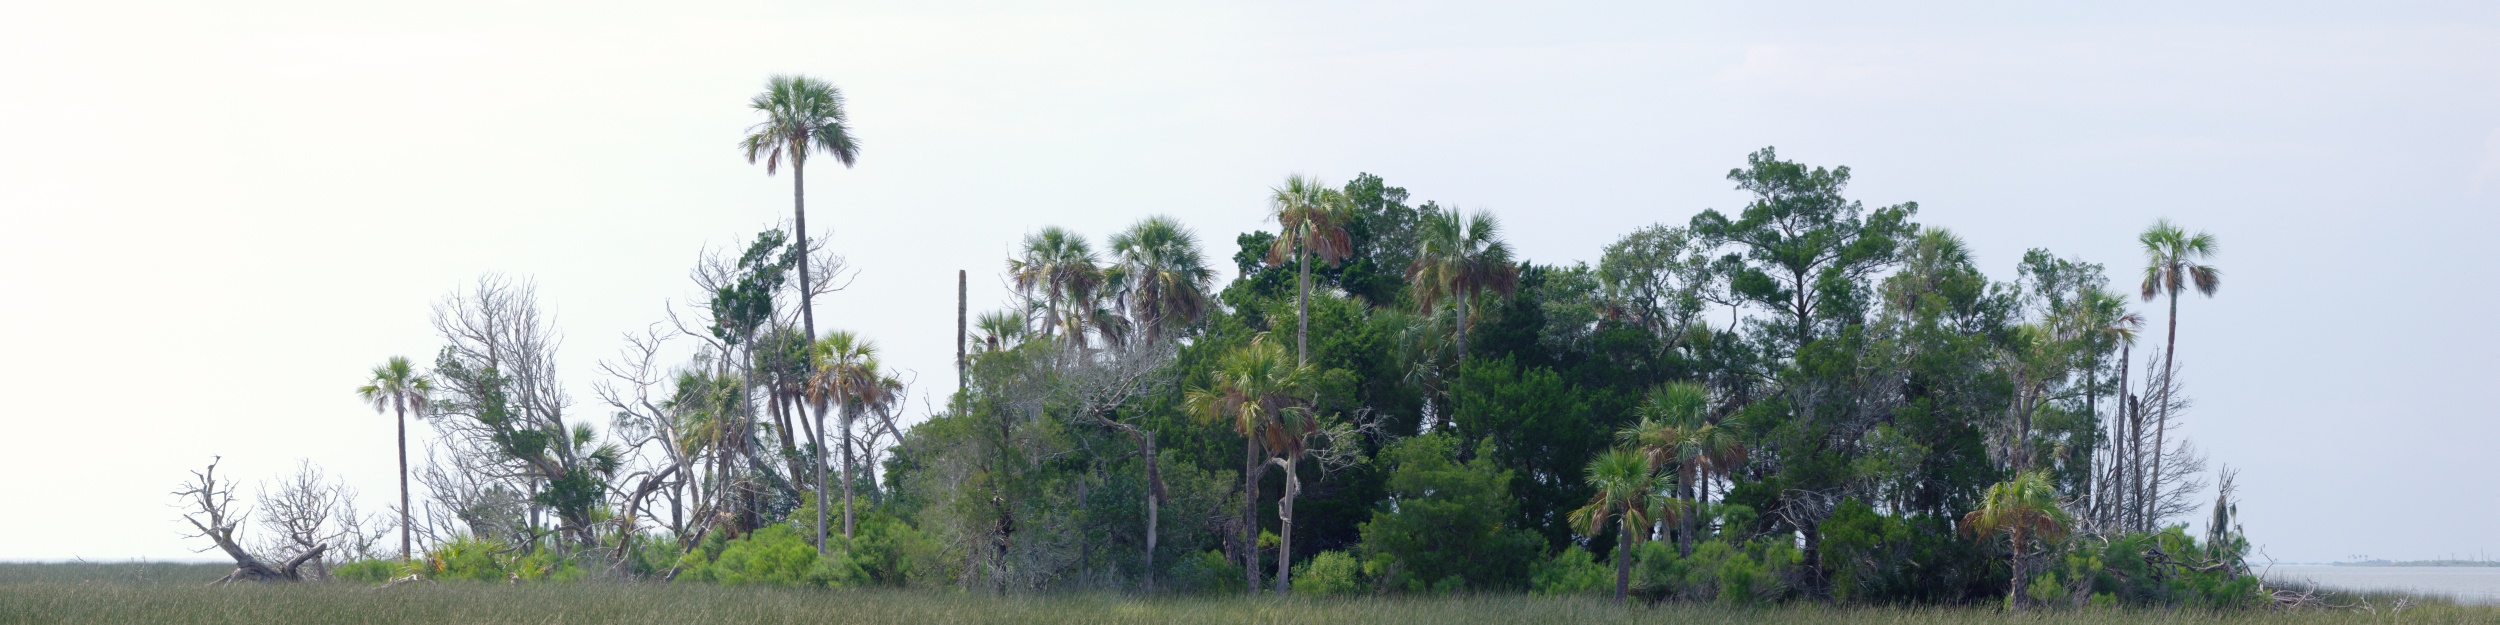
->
[1108,215,1215,345]
[1622,382,1741,557]
[1008,227,1108,349]
[1571,448,1672,604]
[741,74,861,350]
[1184,335,1313,595]
[355,356,430,562]
[1265,175,1353,365]
[2137,220,2218,522]
[1408,208,1518,362]
[807,331,884,548]
[1963,471,2072,611]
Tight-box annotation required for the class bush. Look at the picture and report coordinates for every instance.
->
[679,524,817,586]
[1357,433,1545,593]
[1293,550,1366,596]
[424,537,513,582]
[330,559,404,584]
[1167,550,1240,595]
[1530,546,1611,596]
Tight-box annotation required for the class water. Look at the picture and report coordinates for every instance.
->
[2264,565,2500,605]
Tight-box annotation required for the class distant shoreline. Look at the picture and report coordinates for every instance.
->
[2328,561,2500,568]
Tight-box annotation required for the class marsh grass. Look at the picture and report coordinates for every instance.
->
[2,564,2490,625]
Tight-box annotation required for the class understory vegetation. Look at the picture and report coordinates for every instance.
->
[155,75,2319,613]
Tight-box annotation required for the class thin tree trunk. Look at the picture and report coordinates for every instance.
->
[396,400,411,561]
[1297,241,1310,366]
[2150,291,2179,529]
[793,150,817,345]
[1273,456,1299,596]
[958,270,968,391]
[1455,295,1469,362]
[1616,512,1633,603]
[1142,430,1161,594]
[816,403,830,555]
[1243,440,1263,595]
[1679,467,1695,557]
[843,407,856,540]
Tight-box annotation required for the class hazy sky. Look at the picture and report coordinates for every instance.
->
[2,1,2493,564]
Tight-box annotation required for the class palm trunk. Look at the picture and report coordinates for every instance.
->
[1243,440,1264,595]
[1297,241,1310,365]
[816,403,830,555]
[2150,290,2179,529]
[395,400,411,561]
[2008,528,2028,610]
[842,407,856,540]
[1142,430,1162,594]
[793,150,818,344]
[1678,467,1695,557]
[1273,456,1299,596]
[1455,295,1469,362]
[1616,513,1634,603]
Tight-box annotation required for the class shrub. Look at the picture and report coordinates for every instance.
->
[1167,550,1240,595]
[1357,433,1545,593]
[1293,550,1366,596]
[424,537,512,582]
[1530,546,1610,596]
[330,559,404,584]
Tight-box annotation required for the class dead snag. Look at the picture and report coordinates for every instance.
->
[176,457,328,584]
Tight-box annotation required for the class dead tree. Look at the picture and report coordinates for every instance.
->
[177,457,326,584]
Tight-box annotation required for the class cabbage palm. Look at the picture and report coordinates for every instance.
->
[1408,208,1518,361]
[1963,471,2072,611]
[1184,335,1312,594]
[1008,227,1106,349]
[355,356,430,561]
[1265,175,1353,364]
[807,331,883,547]
[1571,448,1672,603]
[740,75,859,348]
[1622,381,1739,557]
[1108,215,1214,345]
[2137,220,2218,522]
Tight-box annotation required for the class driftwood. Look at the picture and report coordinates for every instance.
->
[177,457,328,585]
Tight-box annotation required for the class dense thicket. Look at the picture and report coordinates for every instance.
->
[191,147,2271,609]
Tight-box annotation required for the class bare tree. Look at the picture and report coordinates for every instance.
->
[176,458,326,584]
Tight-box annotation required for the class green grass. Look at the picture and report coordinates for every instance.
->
[2,564,2490,625]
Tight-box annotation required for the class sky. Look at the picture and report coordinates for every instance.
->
[1,1,2493,564]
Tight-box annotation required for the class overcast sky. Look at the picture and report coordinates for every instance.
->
[2,1,2494,564]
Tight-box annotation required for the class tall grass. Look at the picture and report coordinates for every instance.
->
[2,564,2490,625]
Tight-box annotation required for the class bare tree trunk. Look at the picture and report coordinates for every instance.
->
[2008,529,2028,610]
[396,401,411,561]
[1243,441,1264,595]
[2150,292,2180,529]
[1616,513,1633,603]
[816,402,830,555]
[1142,430,1163,594]
[958,270,968,391]
[843,406,856,540]
[1271,455,1299,596]
[1297,242,1310,366]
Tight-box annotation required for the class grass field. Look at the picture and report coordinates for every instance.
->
[2,563,2489,625]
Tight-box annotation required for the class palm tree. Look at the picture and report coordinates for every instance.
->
[807,331,884,548]
[2137,219,2218,523]
[1622,382,1741,557]
[1108,215,1214,345]
[1962,471,2072,611]
[1265,175,1353,365]
[741,74,860,349]
[1408,208,1518,362]
[1184,335,1313,595]
[355,356,430,562]
[973,309,1027,355]
[1008,227,1108,349]
[1571,448,1672,603]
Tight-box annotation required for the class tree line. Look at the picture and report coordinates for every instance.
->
[173,74,2289,608]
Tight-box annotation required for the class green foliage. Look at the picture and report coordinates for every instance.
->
[1632,538,1801,605]
[1292,551,1367,596]
[1529,546,1612,596]
[1357,433,1545,593]
[330,559,405,584]
[1167,550,1242,595]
